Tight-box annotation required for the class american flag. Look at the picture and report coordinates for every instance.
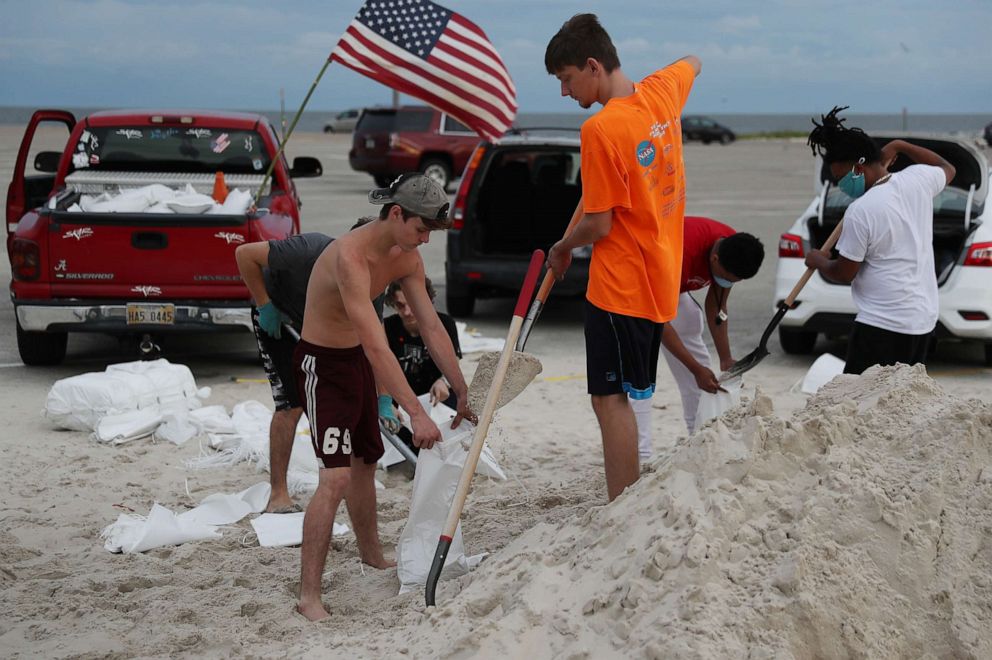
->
[330,0,517,142]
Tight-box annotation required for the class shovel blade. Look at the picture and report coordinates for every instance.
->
[467,350,543,413]
[719,346,769,382]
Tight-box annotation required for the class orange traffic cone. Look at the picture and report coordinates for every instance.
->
[212,171,229,203]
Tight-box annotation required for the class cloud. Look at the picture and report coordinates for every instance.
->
[715,15,761,33]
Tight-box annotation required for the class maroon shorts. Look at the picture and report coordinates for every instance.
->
[293,340,383,469]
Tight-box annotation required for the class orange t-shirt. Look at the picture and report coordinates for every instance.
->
[580,60,696,322]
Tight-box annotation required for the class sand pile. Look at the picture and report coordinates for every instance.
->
[366,364,992,658]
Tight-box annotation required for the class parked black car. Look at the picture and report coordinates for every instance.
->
[445,129,587,317]
[681,115,735,144]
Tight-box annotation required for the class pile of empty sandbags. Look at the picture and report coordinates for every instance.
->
[44,359,211,444]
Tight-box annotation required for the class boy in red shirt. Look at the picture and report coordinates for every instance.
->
[632,217,764,457]
[545,13,700,500]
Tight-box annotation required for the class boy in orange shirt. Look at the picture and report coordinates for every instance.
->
[545,13,700,500]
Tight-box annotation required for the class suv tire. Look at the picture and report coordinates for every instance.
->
[16,319,68,366]
[445,290,475,318]
[778,327,817,354]
[421,158,452,191]
[720,133,732,145]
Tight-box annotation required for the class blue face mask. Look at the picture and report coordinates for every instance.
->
[712,274,734,289]
[837,159,867,198]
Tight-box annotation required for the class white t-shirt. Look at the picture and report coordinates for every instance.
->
[836,164,947,335]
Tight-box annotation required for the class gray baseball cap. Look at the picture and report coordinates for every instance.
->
[368,173,450,222]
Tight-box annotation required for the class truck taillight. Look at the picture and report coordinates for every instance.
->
[963,242,992,267]
[451,145,486,230]
[11,238,40,281]
[779,233,804,258]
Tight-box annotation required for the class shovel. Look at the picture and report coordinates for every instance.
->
[466,198,584,411]
[720,218,846,381]
[426,250,544,606]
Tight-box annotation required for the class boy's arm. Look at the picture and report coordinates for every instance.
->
[704,285,734,371]
[547,210,613,280]
[336,248,441,448]
[880,139,956,185]
[661,324,722,393]
[674,55,701,77]
[804,251,861,284]
[234,241,271,306]
[400,268,474,427]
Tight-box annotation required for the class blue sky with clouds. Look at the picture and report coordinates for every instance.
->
[1,0,989,115]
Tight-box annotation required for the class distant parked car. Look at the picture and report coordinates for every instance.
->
[348,106,480,190]
[773,135,992,365]
[445,129,586,317]
[984,121,992,147]
[323,109,360,133]
[682,115,735,145]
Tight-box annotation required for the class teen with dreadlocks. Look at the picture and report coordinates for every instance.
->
[804,106,955,375]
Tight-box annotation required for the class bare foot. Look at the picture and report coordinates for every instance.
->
[297,601,331,622]
[361,554,396,570]
[265,497,301,514]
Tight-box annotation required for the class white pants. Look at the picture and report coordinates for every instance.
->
[632,292,713,458]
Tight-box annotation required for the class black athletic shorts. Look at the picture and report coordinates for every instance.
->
[251,307,302,411]
[844,321,932,375]
[584,300,664,399]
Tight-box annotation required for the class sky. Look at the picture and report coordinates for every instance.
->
[1,0,990,116]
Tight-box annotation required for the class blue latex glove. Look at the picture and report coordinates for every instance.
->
[257,302,283,339]
[378,394,401,434]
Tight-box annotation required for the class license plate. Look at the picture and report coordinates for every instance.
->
[126,303,175,325]
[365,138,375,148]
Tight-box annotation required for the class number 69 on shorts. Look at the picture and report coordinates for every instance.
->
[323,427,353,455]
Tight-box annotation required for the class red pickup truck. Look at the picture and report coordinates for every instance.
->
[6,109,322,365]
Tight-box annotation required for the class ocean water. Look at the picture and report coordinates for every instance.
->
[0,105,987,139]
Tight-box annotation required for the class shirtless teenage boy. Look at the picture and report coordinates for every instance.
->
[293,173,475,621]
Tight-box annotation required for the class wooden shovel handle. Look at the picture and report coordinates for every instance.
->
[783,219,845,307]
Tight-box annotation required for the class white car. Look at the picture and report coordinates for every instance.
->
[323,109,360,133]
[773,135,991,365]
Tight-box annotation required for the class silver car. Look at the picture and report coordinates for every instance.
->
[323,109,360,134]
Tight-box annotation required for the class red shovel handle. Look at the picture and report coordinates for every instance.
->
[513,250,545,319]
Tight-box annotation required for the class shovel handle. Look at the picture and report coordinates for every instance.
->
[783,218,846,307]
[426,250,544,606]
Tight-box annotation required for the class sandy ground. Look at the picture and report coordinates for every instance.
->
[0,125,990,658]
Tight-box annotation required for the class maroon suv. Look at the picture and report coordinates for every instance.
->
[348,106,481,191]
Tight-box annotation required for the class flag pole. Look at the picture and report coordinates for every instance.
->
[253,59,332,206]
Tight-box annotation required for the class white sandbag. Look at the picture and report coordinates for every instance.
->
[395,396,489,595]
[189,405,236,434]
[93,407,164,444]
[216,188,253,215]
[250,512,350,548]
[102,484,270,554]
[107,359,200,407]
[179,482,269,527]
[102,503,221,554]
[800,353,847,394]
[408,397,506,480]
[101,370,159,409]
[153,410,199,445]
[44,372,141,431]
[230,400,273,437]
[696,375,744,428]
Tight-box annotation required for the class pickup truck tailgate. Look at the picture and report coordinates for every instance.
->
[48,212,248,297]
